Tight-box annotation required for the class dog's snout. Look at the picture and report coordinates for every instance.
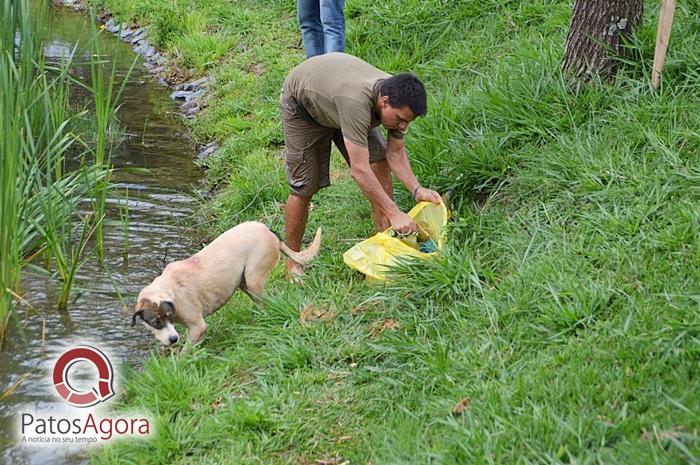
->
[169,334,179,344]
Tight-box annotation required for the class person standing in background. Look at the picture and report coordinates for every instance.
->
[297,0,345,58]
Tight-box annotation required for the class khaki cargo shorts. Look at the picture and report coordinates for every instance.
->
[280,93,387,198]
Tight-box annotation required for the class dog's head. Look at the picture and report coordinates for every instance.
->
[132,298,179,346]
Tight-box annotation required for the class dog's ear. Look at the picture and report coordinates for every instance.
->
[131,310,143,327]
[160,301,175,317]
[132,300,145,327]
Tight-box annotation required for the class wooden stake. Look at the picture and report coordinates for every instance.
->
[652,0,676,89]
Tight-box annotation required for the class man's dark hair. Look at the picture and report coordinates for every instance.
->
[379,73,427,117]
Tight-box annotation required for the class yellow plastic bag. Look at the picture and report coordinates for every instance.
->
[343,201,449,281]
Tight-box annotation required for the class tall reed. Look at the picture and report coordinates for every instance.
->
[0,0,21,340]
[87,14,136,261]
[0,0,50,342]
[0,0,122,339]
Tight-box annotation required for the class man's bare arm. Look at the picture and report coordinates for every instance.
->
[344,138,416,234]
[385,136,442,203]
[385,136,420,193]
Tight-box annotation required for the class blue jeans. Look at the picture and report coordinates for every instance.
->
[297,0,345,58]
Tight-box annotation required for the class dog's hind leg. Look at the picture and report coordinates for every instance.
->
[241,257,276,306]
[240,281,264,307]
[241,287,264,307]
[239,267,263,306]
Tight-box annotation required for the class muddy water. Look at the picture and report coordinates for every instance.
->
[0,5,205,465]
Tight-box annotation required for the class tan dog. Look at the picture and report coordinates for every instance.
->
[132,221,321,346]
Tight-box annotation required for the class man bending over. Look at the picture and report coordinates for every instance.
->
[280,52,441,280]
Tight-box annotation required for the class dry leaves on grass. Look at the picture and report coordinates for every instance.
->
[211,396,225,410]
[314,458,348,465]
[452,397,471,415]
[300,305,335,326]
[351,298,383,314]
[248,62,265,76]
[641,426,684,442]
[298,457,348,465]
[368,319,401,338]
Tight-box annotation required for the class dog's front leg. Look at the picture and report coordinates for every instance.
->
[180,323,207,354]
[186,318,207,345]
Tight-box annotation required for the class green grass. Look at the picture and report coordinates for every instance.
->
[89,0,699,463]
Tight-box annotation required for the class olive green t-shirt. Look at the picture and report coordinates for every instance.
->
[283,52,406,148]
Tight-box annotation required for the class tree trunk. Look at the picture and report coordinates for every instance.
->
[562,0,643,81]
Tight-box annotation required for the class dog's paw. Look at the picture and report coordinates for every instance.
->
[286,263,306,285]
[286,272,305,285]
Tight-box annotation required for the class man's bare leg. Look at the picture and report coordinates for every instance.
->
[284,193,311,280]
[370,160,393,232]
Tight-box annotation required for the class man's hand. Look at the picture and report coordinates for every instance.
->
[414,187,442,204]
[389,211,418,235]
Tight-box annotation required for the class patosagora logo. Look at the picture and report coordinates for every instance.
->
[52,345,115,407]
[17,344,151,446]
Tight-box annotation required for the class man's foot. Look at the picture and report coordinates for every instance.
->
[286,261,305,284]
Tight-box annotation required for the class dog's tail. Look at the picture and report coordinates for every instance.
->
[279,227,322,265]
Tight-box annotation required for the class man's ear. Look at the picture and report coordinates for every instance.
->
[160,301,175,318]
[380,95,390,108]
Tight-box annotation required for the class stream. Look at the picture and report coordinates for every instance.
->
[0,4,205,464]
